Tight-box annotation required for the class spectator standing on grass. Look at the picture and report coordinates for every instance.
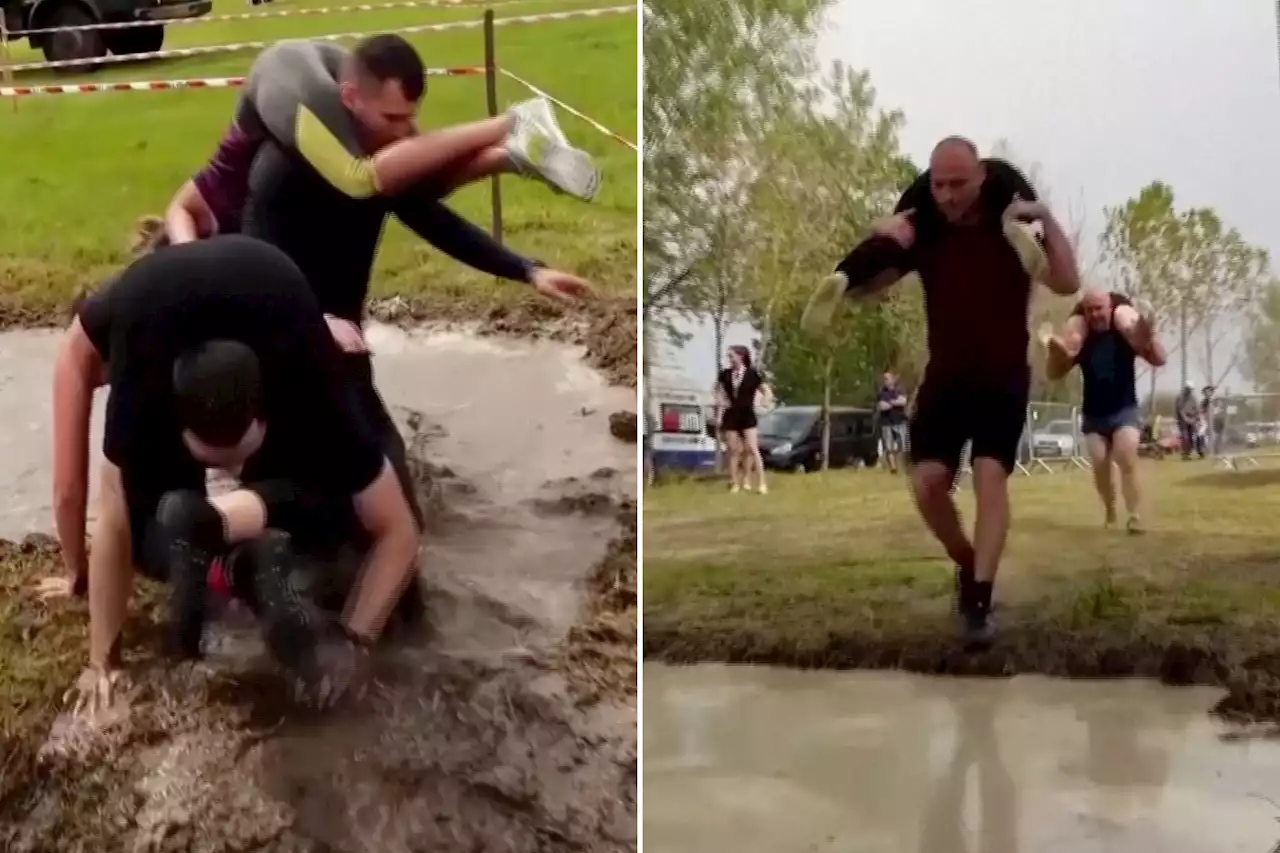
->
[714,346,772,495]
[876,371,909,474]
[1175,383,1202,459]
[1201,385,1220,455]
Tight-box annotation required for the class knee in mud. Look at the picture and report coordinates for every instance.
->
[155,489,226,553]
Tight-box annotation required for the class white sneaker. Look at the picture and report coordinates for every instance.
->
[729,485,741,494]
[506,97,601,202]
[757,483,769,495]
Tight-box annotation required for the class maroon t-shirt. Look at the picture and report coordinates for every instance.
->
[191,120,263,236]
[915,223,1033,390]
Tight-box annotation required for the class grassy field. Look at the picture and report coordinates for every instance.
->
[0,0,637,323]
[644,461,1280,718]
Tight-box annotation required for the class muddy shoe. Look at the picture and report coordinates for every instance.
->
[1126,516,1145,535]
[961,607,996,648]
[238,533,325,677]
[801,272,849,336]
[507,97,601,201]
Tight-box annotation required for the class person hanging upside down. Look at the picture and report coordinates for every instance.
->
[1041,290,1166,533]
[164,34,600,245]
[58,236,421,714]
[802,137,1081,644]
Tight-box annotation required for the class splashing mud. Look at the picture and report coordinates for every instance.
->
[0,326,637,852]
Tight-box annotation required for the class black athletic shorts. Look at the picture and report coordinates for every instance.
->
[908,377,1029,474]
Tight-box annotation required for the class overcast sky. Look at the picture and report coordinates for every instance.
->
[658,0,1280,395]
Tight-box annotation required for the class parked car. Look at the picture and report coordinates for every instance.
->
[1030,419,1077,458]
[2,0,211,68]
[757,405,878,472]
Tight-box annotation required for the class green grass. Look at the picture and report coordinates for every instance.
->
[643,462,1280,714]
[0,0,637,321]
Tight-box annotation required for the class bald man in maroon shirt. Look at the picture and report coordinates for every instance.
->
[864,138,1081,642]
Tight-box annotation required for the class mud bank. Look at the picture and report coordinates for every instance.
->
[0,326,638,852]
[643,619,1280,726]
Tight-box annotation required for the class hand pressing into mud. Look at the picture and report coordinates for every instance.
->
[530,268,594,305]
[296,630,374,710]
[65,664,129,721]
[34,572,87,601]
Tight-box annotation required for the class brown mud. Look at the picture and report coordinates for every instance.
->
[0,328,638,852]
[643,619,1280,730]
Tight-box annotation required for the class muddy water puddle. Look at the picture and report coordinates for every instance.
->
[0,325,637,852]
[645,664,1280,853]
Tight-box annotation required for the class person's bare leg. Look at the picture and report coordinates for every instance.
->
[432,147,517,196]
[743,427,767,494]
[207,490,267,543]
[910,460,976,573]
[1111,426,1143,531]
[1085,433,1116,525]
[970,458,1011,587]
[724,431,744,492]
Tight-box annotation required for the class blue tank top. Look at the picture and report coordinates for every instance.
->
[1076,294,1138,418]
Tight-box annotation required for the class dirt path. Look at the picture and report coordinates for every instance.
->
[0,319,638,852]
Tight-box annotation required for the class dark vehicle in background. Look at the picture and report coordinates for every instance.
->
[758,405,879,472]
[2,0,211,68]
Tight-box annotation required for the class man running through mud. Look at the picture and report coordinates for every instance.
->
[802,137,1081,642]
[61,236,420,714]
[164,34,599,242]
[1042,290,1166,533]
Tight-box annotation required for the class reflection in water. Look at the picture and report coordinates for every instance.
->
[644,665,1280,853]
[919,688,1017,853]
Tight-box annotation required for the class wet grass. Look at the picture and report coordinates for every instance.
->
[643,460,1280,719]
[0,0,637,326]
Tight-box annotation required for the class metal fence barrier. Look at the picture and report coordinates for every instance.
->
[1213,393,1280,469]
[1023,401,1088,474]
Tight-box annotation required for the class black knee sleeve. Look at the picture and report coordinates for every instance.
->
[155,490,228,554]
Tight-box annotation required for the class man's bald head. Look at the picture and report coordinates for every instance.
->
[929,136,985,223]
[1080,289,1112,331]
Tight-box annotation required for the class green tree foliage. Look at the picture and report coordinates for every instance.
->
[1244,282,1280,393]
[1101,183,1270,400]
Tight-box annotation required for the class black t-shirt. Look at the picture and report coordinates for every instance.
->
[917,224,1032,392]
[1073,293,1139,418]
[90,235,386,526]
[718,367,762,412]
[877,385,907,425]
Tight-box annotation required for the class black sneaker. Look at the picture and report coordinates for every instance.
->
[962,607,996,647]
[168,539,214,659]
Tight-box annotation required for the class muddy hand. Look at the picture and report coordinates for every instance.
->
[64,665,126,719]
[530,268,595,305]
[34,573,86,601]
[297,634,372,709]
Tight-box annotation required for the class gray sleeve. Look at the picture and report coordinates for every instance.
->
[236,41,376,197]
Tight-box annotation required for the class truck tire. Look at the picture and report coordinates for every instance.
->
[38,2,106,72]
[105,24,164,56]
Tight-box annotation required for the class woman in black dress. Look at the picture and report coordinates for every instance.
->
[714,345,771,494]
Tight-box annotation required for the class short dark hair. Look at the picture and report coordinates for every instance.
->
[173,339,264,447]
[350,34,426,100]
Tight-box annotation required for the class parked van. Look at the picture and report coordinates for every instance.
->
[645,373,717,475]
[757,405,878,472]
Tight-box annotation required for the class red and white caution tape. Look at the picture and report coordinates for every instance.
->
[499,68,635,151]
[8,0,539,36]
[0,66,481,97]
[3,5,634,72]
